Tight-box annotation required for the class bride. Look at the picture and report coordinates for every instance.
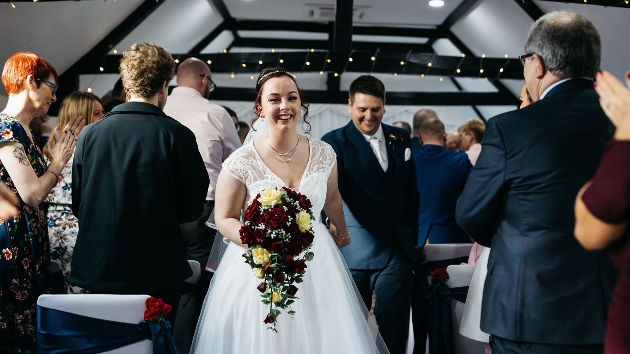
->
[191,67,389,354]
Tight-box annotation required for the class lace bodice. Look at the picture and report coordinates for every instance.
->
[223,137,337,217]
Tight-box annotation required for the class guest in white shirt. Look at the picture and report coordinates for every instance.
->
[162,57,241,324]
[458,118,485,166]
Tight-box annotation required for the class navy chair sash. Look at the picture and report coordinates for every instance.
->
[424,281,468,354]
[37,306,179,354]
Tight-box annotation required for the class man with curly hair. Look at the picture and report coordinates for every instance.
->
[70,43,209,325]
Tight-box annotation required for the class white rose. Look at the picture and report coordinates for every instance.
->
[296,211,312,232]
[271,291,283,303]
[258,188,283,207]
[253,267,265,279]
[252,246,271,266]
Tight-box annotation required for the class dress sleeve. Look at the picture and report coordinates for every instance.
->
[222,147,248,184]
[581,139,630,224]
[0,119,23,144]
[310,139,337,179]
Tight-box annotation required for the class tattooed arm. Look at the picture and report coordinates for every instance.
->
[0,142,60,207]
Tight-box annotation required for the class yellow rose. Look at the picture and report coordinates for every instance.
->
[253,267,265,279]
[296,211,311,232]
[258,188,283,207]
[252,246,271,266]
[271,291,283,303]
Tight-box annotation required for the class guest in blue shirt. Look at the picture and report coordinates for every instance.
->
[411,108,438,151]
[414,118,472,245]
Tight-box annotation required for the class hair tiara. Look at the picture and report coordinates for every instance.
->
[256,69,295,86]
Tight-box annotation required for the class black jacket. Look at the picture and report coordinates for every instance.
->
[456,79,617,344]
[70,102,209,292]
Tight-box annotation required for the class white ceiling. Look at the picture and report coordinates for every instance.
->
[2,0,630,123]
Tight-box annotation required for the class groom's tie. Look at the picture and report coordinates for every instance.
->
[368,135,387,171]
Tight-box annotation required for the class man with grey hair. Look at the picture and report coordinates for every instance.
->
[456,11,616,354]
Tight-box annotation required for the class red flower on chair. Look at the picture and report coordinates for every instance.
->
[144,296,172,323]
[431,268,449,282]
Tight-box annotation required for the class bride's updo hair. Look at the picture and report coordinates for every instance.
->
[252,67,310,133]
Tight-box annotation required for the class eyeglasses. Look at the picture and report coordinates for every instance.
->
[519,53,535,67]
[38,79,58,95]
[200,74,216,92]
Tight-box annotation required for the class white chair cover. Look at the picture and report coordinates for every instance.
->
[446,265,486,354]
[37,294,153,353]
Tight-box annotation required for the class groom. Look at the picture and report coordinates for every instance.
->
[322,75,419,354]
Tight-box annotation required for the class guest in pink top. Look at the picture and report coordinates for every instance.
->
[458,118,485,166]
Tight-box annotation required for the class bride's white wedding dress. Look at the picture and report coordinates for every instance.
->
[191,137,389,354]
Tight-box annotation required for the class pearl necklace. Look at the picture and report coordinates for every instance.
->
[266,136,300,163]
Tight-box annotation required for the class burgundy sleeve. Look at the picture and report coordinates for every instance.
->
[581,139,630,224]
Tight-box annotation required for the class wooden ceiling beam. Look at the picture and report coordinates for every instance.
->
[52,0,166,115]
[205,87,518,106]
[513,0,545,21]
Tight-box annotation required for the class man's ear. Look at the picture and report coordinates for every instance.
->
[534,54,546,79]
[443,133,448,143]
[347,98,352,115]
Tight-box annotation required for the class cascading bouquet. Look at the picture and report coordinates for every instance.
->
[239,187,316,332]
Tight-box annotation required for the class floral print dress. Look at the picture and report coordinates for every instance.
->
[45,154,83,294]
[0,113,51,353]
[0,113,50,352]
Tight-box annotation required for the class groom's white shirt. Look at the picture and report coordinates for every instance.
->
[361,125,388,171]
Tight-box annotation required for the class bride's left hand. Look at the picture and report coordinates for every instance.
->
[329,222,351,248]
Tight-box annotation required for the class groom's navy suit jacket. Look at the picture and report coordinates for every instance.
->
[455,79,617,345]
[322,122,419,269]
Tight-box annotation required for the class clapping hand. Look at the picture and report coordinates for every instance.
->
[329,222,351,249]
[595,71,630,128]
[46,116,85,166]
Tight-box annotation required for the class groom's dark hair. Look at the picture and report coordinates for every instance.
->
[348,75,386,104]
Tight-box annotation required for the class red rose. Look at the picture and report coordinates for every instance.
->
[244,200,261,222]
[284,203,296,215]
[298,194,312,209]
[265,206,288,230]
[264,313,276,324]
[271,241,284,253]
[286,223,299,236]
[239,226,255,246]
[253,229,265,242]
[263,264,274,275]
[288,285,298,296]
[431,268,449,282]
[144,297,172,321]
[257,282,266,293]
[273,272,285,283]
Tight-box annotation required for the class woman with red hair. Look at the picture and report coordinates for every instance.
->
[0,52,83,352]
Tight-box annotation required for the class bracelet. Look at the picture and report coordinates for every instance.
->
[337,229,351,240]
[45,170,59,180]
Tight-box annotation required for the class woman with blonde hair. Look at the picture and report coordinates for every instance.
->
[44,91,103,293]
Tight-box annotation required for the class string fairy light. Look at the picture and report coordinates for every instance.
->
[401,50,412,74]
[479,54,486,78]
[452,53,466,76]
[343,49,356,74]
[320,50,330,75]
[423,52,437,77]
[370,48,380,74]
[495,54,510,81]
